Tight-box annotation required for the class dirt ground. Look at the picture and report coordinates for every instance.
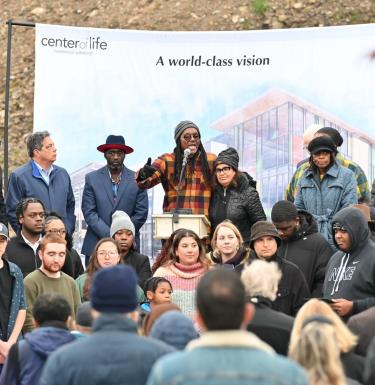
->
[1,0,375,170]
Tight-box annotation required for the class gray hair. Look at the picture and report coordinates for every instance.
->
[241,260,281,301]
[26,131,50,158]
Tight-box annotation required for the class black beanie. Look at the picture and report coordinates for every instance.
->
[250,221,281,249]
[271,200,298,223]
[316,127,343,147]
[215,147,239,170]
[307,136,337,155]
[174,120,200,142]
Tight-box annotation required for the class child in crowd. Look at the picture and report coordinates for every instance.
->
[140,277,173,313]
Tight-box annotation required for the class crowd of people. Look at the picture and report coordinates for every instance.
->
[0,122,375,384]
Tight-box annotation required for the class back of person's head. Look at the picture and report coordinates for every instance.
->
[303,124,324,148]
[271,200,299,223]
[32,293,71,326]
[143,303,181,336]
[75,301,93,329]
[316,127,344,148]
[196,268,247,330]
[289,317,346,385]
[90,264,138,314]
[290,299,357,354]
[26,130,50,158]
[241,260,281,301]
[150,310,198,350]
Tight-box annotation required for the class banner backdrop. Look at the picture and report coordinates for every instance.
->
[34,23,375,254]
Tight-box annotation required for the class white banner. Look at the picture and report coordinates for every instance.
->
[34,23,375,253]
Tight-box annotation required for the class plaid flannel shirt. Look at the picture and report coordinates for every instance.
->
[285,152,370,203]
[137,152,217,216]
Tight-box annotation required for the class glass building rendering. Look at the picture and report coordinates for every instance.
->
[208,87,375,213]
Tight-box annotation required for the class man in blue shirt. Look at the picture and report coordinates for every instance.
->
[6,131,75,235]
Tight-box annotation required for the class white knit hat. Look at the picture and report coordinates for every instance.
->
[110,211,135,238]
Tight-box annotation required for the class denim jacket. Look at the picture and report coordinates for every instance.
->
[0,259,26,341]
[147,330,308,385]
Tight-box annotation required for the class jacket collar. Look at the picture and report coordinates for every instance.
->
[186,330,274,353]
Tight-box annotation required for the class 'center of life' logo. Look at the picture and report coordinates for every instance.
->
[40,35,108,55]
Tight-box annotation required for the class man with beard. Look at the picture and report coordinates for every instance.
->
[110,210,151,289]
[271,200,333,297]
[6,198,74,278]
[136,120,216,216]
[81,135,148,265]
[23,233,81,333]
[236,221,309,316]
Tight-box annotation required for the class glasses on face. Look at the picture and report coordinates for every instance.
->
[97,250,119,258]
[46,229,66,236]
[215,166,232,174]
[182,133,200,142]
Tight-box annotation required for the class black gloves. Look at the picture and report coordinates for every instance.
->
[138,158,157,181]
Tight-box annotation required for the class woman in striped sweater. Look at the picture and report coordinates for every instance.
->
[153,229,211,318]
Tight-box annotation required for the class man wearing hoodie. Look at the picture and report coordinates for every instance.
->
[323,206,375,318]
[0,293,75,385]
[271,200,333,297]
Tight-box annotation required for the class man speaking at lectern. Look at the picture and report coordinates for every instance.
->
[136,120,216,216]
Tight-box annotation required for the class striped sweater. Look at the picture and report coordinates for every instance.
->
[153,262,207,318]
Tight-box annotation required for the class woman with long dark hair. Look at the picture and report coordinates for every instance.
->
[153,229,211,318]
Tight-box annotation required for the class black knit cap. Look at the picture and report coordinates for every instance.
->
[215,147,239,171]
[174,120,201,143]
[271,200,298,223]
[250,221,281,250]
[307,135,337,155]
[316,127,343,147]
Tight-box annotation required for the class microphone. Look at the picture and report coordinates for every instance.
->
[182,148,191,167]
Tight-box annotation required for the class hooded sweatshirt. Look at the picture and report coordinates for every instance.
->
[323,207,375,314]
[0,324,75,385]
[278,210,333,297]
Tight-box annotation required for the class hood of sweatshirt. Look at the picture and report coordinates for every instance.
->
[331,207,370,254]
[25,326,76,359]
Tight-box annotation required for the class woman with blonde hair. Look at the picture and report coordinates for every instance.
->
[153,229,211,318]
[209,221,249,268]
[289,316,348,385]
[290,299,364,383]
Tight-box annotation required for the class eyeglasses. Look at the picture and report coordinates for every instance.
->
[215,166,232,174]
[46,229,66,236]
[97,250,119,258]
[182,133,200,142]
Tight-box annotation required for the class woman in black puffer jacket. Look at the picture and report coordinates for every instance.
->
[209,147,266,246]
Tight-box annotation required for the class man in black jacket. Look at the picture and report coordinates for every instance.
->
[110,210,151,289]
[323,206,375,318]
[236,221,310,316]
[271,200,333,297]
[5,198,73,278]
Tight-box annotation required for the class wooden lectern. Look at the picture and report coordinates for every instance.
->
[152,214,210,239]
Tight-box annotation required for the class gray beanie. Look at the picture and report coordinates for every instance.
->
[174,120,200,142]
[110,210,135,238]
[215,147,239,170]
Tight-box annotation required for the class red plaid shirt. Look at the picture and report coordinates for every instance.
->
[137,152,216,216]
